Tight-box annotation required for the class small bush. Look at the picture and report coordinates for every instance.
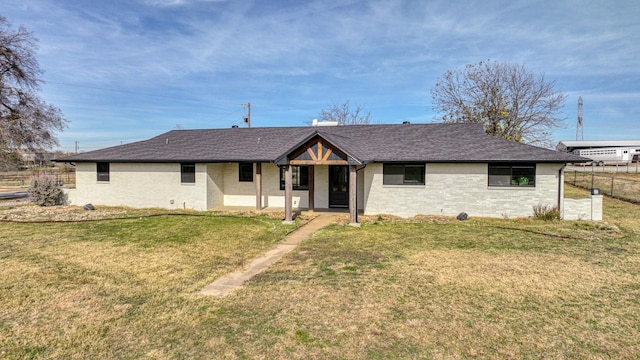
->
[29,175,65,206]
[533,204,560,220]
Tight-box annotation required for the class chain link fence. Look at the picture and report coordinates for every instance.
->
[565,170,640,204]
[569,162,640,173]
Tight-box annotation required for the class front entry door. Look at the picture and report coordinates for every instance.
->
[329,165,349,208]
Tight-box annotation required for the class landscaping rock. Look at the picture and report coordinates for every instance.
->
[456,212,468,221]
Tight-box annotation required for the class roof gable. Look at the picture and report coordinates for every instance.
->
[281,135,350,166]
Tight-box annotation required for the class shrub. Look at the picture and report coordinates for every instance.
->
[29,175,65,206]
[532,204,560,220]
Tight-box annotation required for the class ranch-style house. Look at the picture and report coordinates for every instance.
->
[61,122,589,224]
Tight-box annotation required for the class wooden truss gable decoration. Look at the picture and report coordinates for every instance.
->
[289,137,348,165]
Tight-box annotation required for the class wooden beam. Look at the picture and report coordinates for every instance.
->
[289,136,349,165]
[284,165,293,223]
[306,148,318,161]
[349,165,358,225]
[308,165,315,211]
[289,160,348,165]
[321,148,333,161]
[255,163,262,210]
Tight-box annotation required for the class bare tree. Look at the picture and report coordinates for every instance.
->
[1,16,66,169]
[431,60,566,147]
[319,99,372,125]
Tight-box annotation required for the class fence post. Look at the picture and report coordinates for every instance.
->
[611,176,615,197]
[574,170,577,185]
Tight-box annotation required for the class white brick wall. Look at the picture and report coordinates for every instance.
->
[221,163,307,208]
[206,164,225,208]
[314,166,329,209]
[563,195,603,221]
[70,162,208,210]
[220,164,364,210]
[69,162,565,218]
[363,163,563,218]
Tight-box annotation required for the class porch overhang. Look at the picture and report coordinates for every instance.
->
[278,134,361,225]
[274,133,362,166]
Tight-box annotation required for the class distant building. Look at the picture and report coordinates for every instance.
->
[20,151,55,168]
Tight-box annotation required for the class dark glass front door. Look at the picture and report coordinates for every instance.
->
[329,165,349,208]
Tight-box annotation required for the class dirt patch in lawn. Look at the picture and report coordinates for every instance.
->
[0,204,310,223]
[0,205,132,222]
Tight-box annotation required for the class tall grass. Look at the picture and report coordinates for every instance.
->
[532,204,560,220]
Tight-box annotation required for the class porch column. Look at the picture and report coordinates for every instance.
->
[349,165,358,225]
[284,165,293,223]
[308,165,315,211]
[255,163,262,210]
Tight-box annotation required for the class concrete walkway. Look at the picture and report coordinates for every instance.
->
[198,213,339,296]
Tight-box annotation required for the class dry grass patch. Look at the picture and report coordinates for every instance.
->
[203,197,640,358]
[0,210,296,359]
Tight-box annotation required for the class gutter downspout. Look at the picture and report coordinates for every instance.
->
[558,164,566,216]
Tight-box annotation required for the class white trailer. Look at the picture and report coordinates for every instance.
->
[573,147,640,166]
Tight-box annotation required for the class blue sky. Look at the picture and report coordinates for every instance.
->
[3,0,639,152]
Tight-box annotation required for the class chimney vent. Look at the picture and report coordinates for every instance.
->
[312,119,339,127]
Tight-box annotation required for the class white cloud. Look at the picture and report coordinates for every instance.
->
[141,0,229,7]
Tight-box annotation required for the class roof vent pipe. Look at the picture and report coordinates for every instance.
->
[402,121,411,125]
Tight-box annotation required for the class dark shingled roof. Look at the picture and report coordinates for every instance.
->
[61,123,588,164]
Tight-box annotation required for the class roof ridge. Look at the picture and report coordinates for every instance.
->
[58,122,588,164]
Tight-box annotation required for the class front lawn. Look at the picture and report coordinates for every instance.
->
[0,210,295,359]
[1,190,639,358]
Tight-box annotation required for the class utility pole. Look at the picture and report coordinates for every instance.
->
[576,96,583,141]
[75,141,79,154]
[242,102,251,128]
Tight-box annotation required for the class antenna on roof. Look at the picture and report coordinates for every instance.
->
[576,96,583,141]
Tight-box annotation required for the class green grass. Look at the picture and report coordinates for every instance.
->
[1,191,639,359]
